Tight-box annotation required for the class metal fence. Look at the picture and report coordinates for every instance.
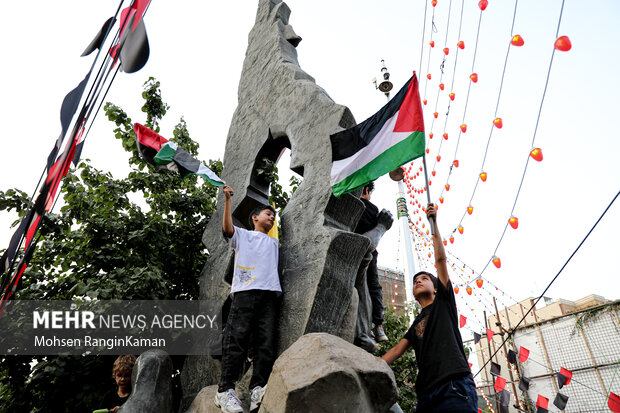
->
[512,302,620,412]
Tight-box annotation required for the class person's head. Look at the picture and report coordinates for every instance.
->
[413,271,438,303]
[112,355,136,391]
[361,181,375,200]
[248,205,276,232]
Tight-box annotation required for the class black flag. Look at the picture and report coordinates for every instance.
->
[81,16,116,56]
[490,362,501,376]
[507,349,517,364]
[474,332,481,344]
[519,377,532,392]
[500,389,511,413]
[119,16,149,73]
[554,392,569,410]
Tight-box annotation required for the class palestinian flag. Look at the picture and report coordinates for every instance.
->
[134,123,225,186]
[330,73,425,197]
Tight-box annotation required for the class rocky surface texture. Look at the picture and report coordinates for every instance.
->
[258,333,398,413]
[120,349,174,413]
[179,0,390,411]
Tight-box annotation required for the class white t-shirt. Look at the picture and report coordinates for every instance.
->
[227,226,281,294]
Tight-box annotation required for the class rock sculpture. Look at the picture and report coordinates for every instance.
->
[181,0,395,410]
[120,349,174,413]
[258,333,398,413]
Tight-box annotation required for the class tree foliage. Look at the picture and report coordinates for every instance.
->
[377,305,420,412]
[0,78,219,412]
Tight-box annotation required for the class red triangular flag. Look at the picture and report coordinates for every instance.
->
[519,346,530,362]
[609,392,620,413]
[487,328,494,342]
[468,362,473,369]
[459,314,467,328]
[494,376,506,392]
[536,395,549,409]
[559,367,572,386]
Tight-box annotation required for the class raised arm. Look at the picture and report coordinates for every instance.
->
[222,185,234,237]
[427,203,449,288]
[381,338,411,365]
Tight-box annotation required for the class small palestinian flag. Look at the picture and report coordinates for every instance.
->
[330,73,425,196]
[134,123,225,186]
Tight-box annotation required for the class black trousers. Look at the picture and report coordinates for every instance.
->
[367,250,385,326]
[218,290,278,392]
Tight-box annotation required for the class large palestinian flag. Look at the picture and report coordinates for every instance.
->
[330,73,425,196]
[134,123,225,186]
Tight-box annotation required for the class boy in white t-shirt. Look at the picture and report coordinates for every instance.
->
[215,185,281,413]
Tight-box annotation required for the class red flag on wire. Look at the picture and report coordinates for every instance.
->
[609,392,620,413]
[494,376,506,392]
[459,314,467,328]
[486,329,494,342]
[519,346,530,363]
[536,395,549,410]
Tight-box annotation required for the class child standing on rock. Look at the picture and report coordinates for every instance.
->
[215,185,281,413]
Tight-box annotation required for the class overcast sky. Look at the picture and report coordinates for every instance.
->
[1,0,619,333]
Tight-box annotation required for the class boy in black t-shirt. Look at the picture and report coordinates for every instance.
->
[382,204,477,412]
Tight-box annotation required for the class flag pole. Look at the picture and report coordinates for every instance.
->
[421,154,435,235]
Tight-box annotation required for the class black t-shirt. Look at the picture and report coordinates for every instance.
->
[404,278,471,394]
[99,389,129,410]
[355,198,379,234]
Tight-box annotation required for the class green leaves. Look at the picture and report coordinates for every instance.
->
[0,78,216,410]
[377,304,420,412]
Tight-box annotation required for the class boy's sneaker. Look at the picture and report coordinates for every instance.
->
[374,325,388,342]
[250,385,267,410]
[214,388,243,413]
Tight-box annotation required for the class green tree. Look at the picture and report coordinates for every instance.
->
[0,78,220,412]
[377,305,420,413]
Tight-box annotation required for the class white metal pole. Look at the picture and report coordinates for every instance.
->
[396,180,417,322]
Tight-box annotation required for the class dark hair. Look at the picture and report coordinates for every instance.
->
[413,271,438,288]
[248,205,276,229]
[112,354,136,379]
[363,181,375,193]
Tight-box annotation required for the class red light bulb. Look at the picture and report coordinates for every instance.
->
[457,41,465,49]
[432,0,437,7]
[429,133,434,139]
[479,172,487,182]
[443,48,449,55]
[423,99,427,105]
[460,124,467,133]
[509,216,519,229]
[554,36,572,51]
[476,279,483,288]
[445,184,450,191]
[449,93,455,101]
[443,133,448,140]
[493,118,503,128]
[530,148,543,162]
[431,170,436,176]
[426,148,430,154]
[466,287,473,295]
[434,112,438,118]
[511,35,524,46]
[458,226,464,234]
[467,205,474,215]
[470,73,478,83]
[478,0,488,10]
[492,256,501,268]
[439,197,444,204]
[449,236,454,244]
[439,83,445,90]
[453,160,459,167]
[430,40,435,48]
[437,155,441,162]
[454,287,459,294]
[443,239,448,246]
[427,74,431,80]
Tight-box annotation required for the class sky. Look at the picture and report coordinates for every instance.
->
[1,0,619,332]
